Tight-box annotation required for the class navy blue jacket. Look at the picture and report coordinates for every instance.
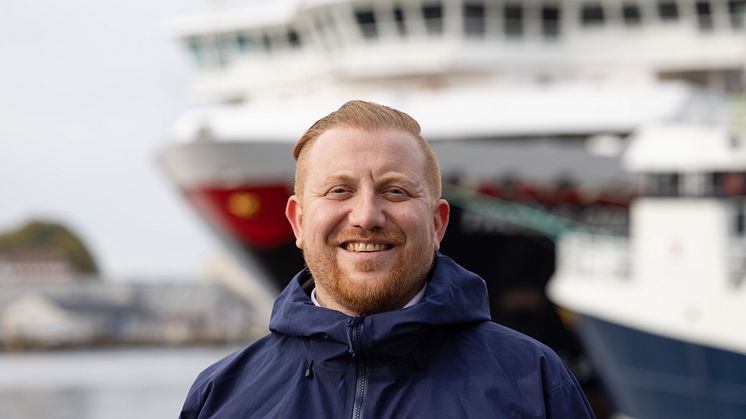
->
[180,254,595,418]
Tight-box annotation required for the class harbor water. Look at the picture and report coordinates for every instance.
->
[0,346,240,419]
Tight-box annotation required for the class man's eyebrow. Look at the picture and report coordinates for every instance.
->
[376,173,419,188]
[320,173,355,183]
[312,174,356,189]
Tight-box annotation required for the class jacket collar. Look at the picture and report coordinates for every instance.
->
[268,253,491,363]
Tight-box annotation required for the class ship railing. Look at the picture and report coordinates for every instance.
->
[443,183,595,240]
[557,232,630,280]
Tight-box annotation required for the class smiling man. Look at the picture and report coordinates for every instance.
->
[179,101,595,418]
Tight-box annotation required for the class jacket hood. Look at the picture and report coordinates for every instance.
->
[268,253,491,361]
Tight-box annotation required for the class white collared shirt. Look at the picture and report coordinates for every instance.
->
[311,283,427,310]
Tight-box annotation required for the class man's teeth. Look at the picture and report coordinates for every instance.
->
[346,243,388,252]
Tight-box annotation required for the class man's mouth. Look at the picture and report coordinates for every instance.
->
[343,242,394,252]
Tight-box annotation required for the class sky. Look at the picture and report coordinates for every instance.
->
[0,0,224,280]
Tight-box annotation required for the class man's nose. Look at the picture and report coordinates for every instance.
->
[349,192,385,230]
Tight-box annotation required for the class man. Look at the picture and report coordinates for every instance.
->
[180,101,595,418]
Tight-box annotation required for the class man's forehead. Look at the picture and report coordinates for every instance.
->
[309,127,423,159]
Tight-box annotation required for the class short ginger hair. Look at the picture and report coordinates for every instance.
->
[292,100,442,202]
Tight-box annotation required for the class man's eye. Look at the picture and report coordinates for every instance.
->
[328,187,351,195]
[385,187,409,199]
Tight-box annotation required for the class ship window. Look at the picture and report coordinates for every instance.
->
[622,3,642,25]
[393,6,407,36]
[355,9,378,39]
[314,12,342,50]
[696,2,713,30]
[504,4,524,37]
[717,172,746,196]
[464,2,486,37]
[214,36,231,66]
[649,173,680,196]
[422,3,444,35]
[581,4,605,26]
[287,29,302,48]
[542,5,561,38]
[236,34,258,53]
[186,37,205,64]
[730,0,746,29]
[657,1,679,21]
[260,33,272,53]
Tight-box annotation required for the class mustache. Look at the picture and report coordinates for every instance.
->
[329,230,405,246]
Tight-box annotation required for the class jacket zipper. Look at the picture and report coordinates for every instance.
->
[348,317,367,419]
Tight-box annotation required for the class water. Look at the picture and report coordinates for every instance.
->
[0,346,241,419]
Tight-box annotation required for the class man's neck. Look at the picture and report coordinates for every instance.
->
[310,284,427,315]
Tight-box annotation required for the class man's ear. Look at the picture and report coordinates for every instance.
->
[286,195,303,249]
[432,199,450,250]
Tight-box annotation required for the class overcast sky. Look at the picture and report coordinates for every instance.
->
[0,0,226,280]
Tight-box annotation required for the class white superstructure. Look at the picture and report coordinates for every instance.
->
[549,121,746,355]
[163,0,746,195]
[168,0,746,101]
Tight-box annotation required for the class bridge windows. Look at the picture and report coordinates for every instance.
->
[287,29,302,48]
[393,6,407,36]
[647,173,681,197]
[657,1,680,22]
[541,4,561,38]
[313,12,342,50]
[730,0,746,29]
[645,172,746,198]
[422,3,445,35]
[186,37,205,66]
[622,3,643,26]
[503,3,524,37]
[180,0,746,70]
[261,33,272,52]
[463,2,486,37]
[354,8,378,39]
[695,1,714,30]
[580,3,605,27]
[236,34,258,53]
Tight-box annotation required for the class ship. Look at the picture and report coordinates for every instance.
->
[159,0,745,415]
[548,115,746,418]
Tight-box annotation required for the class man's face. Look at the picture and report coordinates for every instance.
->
[286,127,449,315]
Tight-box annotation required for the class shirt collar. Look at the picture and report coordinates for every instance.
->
[310,283,428,311]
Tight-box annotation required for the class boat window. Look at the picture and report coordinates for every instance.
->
[541,4,561,38]
[261,33,272,52]
[186,37,205,65]
[504,3,524,37]
[355,8,378,39]
[730,0,746,29]
[695,1,713,30]
[581,3,605,27]
[236,33,258,53]
[464,2,486,37]
[287,28,302,48]
[393,6,407,36]
[649,173,680,196]
[213,35,233,66]
[313,17,328,49]
[657,1,679,21]
[422,3,444,35]
[715,172,746,196]
[622,3,643,25]
[313,12,342,50]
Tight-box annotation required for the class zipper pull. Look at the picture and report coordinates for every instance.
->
[346,316,364,358]
[304,360,314,379]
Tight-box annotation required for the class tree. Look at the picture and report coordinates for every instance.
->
[0,219,99,276]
